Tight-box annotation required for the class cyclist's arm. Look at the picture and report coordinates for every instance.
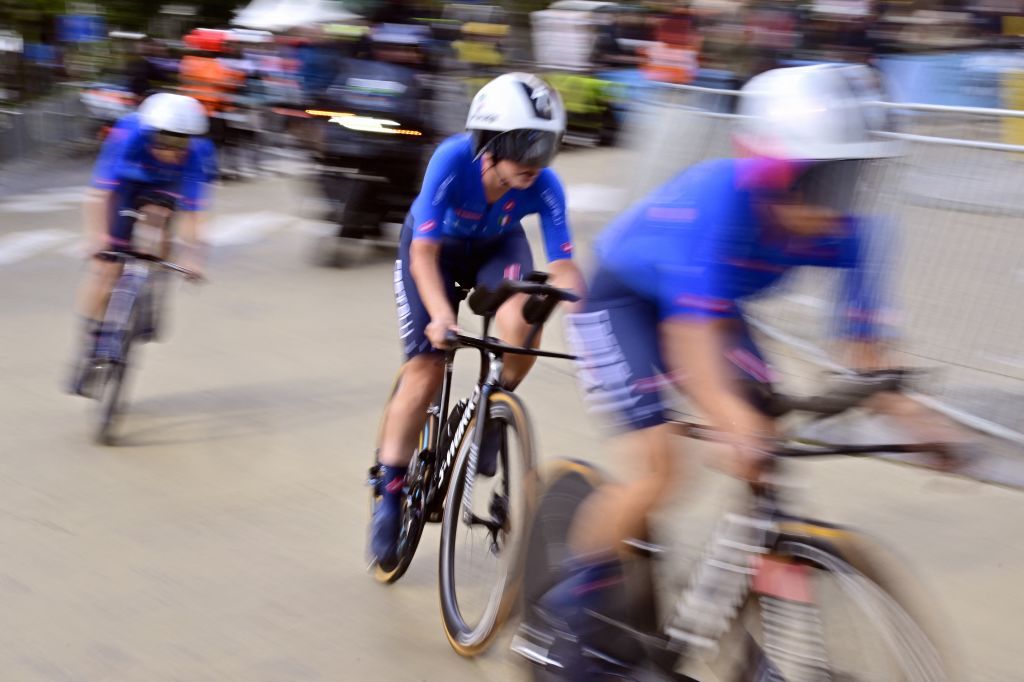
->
[662,317,774,479]
[408,139,462,326]
[410,239,455,323]
[85,116,137,253]
[535,172,586,305]
[82,189,115,253]
[832,217,897,370]
[175,140,217,270]
[655,189,773,476]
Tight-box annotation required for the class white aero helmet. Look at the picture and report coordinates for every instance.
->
[466,72,566,167]
[138,92,209,136]
[735,63,896,162]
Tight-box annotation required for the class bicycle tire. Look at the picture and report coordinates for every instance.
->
[371,374,435,584]
[521,459,607,608]
[708,525,960,682]
[95,312,137,446]
[439,391,538,657]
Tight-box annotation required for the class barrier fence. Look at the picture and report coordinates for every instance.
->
[0,89,90,165]
[625,84,1024,444]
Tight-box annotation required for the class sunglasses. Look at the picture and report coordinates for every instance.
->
[151,133,191,153]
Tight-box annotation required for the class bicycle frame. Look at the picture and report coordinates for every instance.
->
[424,303,576,526]
[93,250,196,364]
[424,307,510,522]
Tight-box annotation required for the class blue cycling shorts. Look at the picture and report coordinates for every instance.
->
[107,183,180,251]
[395,214,535,359]
[565,266,775,432]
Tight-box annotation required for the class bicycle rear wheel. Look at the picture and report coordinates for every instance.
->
[438,391,538,656]
[370,376,435,584]
[702,526,959,682]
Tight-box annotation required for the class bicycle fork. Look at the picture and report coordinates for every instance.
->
[460,353,503,528]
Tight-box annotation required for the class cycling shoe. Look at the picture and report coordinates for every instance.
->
[369,465,406,567]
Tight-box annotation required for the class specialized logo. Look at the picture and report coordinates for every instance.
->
[437,392,478,490]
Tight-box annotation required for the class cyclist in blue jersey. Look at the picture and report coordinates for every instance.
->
[537,64,942,676]
[69,93,216,396]
[369,73,585,566]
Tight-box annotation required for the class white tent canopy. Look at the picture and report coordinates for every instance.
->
[232,0,359,32]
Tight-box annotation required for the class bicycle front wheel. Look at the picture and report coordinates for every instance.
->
[704,525,959,682]
[95,318,137,446]
[438,391,538,657]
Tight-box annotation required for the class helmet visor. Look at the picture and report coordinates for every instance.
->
[487,129,561,168]
[151,130,192,154]
[792,160,865,214]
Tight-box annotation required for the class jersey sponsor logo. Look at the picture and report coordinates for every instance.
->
[503,199,515,212]
[561,241,573,254]
[418,219,438,233]
[631,370,685,394]
[726,258,786,273]
[454,208,483,220]
[540,188,564,226]
[504,263,522,281]
[676,293,732,313]
[432,173,455,206]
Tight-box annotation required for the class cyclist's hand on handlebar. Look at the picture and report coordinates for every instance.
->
[708,409,777,482]
[178,246,206,283]
[426,315,460,350]
[717,434,774,482]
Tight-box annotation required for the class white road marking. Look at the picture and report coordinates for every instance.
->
[565,184,627,214]
[204,211,294,247]
[0,229,77,265]
[0,186,90,213]
[59,239,90,258]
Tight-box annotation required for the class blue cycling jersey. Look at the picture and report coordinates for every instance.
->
[91,112,217,212]
[409,134,573,262]
[596,158,889,339]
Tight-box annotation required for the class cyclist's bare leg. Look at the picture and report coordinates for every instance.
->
[77,258,122,321]
[378,354,446,467]
[567,423,691,558]
[76,202,174,320]
[495,293,537,389]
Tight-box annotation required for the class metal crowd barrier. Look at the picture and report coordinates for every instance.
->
[0,88,90,164]
[623,83,1024,444]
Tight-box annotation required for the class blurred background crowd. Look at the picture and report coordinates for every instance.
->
[3,0,1024,166]
[4,0,1024,434]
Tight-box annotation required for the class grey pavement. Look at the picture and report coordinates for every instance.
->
[1,147,1023,681]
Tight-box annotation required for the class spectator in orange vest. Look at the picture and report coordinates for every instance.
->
[642,8,702,85]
